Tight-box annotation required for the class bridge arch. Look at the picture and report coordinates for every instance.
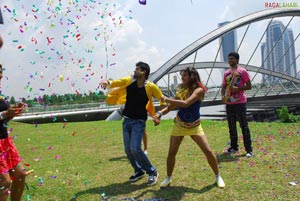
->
[149,8,300,84]
[170,62,300,84]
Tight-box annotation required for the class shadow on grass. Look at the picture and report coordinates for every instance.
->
[135,183,216,201]
[71,181,146,200]
[71,182,216,201]
[108,155,127,162]
[216,153,244,163]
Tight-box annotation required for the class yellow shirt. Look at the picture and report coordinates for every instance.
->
[106,76,164,117]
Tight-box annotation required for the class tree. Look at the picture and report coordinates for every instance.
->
[51,94,58,104]
[10,96,16,105]
[43,95,50,105]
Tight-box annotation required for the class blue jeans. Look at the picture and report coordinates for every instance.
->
[122,117,156,175]
[226,103,252,153]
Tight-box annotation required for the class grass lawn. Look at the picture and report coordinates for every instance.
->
[8,119,300,201]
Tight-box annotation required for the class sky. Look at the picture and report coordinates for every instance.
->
[0,0,299,100]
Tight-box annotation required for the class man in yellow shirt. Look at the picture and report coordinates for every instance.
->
[101,61,164,186]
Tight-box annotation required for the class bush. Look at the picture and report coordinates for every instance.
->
[276,106,300,122]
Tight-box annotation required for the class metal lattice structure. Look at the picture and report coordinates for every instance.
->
[149,8,300,101]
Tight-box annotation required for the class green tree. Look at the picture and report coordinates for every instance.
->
[10,96,16,105]
[27,100,34,107]
[43,95,50,105]
[58,95,64,104]
[51,94,58,104]
[277,106,300,123]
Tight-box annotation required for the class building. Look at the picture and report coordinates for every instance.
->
[218,21,237,77]
[218,21,237,62]
[0,9,3,24]
[261,20,297,83]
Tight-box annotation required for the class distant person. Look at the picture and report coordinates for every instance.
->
[0,35,3,49]
[221,52,253,157]
[0,9,4,48]
[106,106,148,154]
[0,64,27,201]
[101,61,164,186]
[154,67,225,188]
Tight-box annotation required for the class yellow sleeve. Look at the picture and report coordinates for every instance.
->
[109,76,132,88]
[148,82,166,106]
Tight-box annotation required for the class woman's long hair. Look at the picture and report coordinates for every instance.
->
[175,67,207,100]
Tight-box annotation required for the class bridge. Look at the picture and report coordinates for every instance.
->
[149,8,300,100]
[14,8,300,123]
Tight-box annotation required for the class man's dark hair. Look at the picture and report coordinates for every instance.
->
[136,61,150,79]
[228,52,239,61]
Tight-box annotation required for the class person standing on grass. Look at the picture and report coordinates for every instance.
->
[221,52,253,157]
[153,67,225,188]
[0,9,4,48]
[0,35,3,49]
[101,61,164,186]
[0,64,27,201]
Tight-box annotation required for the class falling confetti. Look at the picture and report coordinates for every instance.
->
[1,1,134,98]
[139,0,147,5]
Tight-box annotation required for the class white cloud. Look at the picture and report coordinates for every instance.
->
[0,0,166,98]
[219,0,264,20]
[219,5,231,21]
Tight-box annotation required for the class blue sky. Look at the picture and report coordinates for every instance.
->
[0,0,299,99]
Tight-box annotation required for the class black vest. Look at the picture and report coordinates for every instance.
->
[123,81,148,120]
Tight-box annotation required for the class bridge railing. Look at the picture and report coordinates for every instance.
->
[22,102,118,116]
[21,87,300,116]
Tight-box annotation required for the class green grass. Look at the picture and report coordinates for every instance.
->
[8,120,300,201]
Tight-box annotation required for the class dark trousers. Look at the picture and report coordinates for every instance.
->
[226,103,252,153]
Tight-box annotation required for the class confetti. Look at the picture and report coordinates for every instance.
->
[2,0,133,97]
[289,181,298,186]
[33,157,40,162]
[139,0,147,5]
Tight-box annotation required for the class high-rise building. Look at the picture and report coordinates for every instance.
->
[218,21,237,78]
[0,9,3,24]
[261,20,297,83]
[218,21,237,62]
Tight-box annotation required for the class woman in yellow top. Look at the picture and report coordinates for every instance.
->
[154,67,225,188]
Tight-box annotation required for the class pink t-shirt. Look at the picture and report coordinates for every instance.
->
[222,66,250,104]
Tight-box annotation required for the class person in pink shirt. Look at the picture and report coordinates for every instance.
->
[221,52,253,157]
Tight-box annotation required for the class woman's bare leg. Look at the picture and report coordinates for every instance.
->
[191,134,219,175]
[166,136,184,177]
[9,164,26,201]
